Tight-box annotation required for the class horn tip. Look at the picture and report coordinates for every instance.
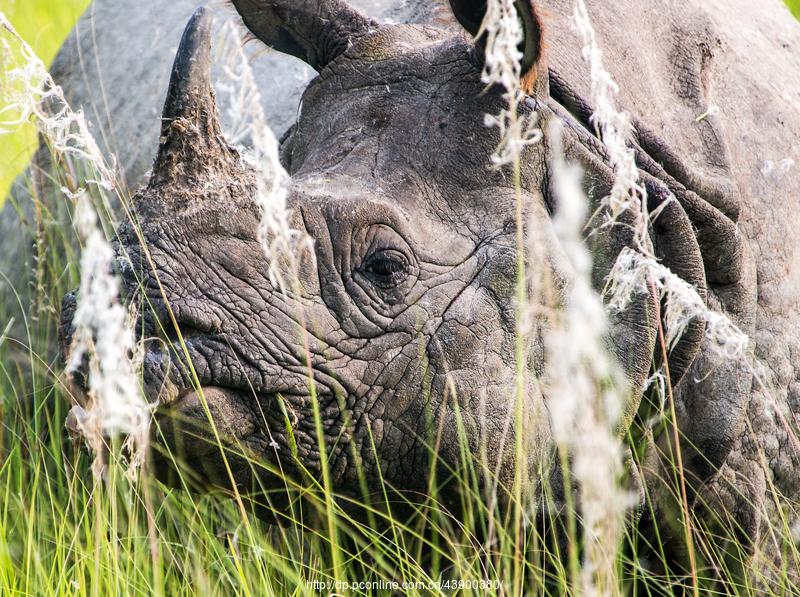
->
[188,5,213,30]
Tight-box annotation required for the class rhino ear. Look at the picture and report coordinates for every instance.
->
[228,0,377,71]
[449,0,544,81]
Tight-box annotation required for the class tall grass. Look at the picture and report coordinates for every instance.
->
[0,2,799,596]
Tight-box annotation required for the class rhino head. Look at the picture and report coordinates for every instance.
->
[61,0,754,519]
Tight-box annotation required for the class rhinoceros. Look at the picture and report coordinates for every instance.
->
[3,0,799,582]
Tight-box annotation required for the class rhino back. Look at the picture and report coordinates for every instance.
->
[544,0,800,568]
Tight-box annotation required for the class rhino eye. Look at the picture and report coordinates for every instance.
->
[362,250,409,288]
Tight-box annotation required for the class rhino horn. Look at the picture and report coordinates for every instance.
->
[147,7,238,197]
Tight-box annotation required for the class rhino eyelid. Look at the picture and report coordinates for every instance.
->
[361,249,410,288]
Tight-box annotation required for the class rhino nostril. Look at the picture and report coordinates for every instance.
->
[58,291,78,365]
[141,347,179,405]
[59,291,90,403]
[65,405,90,443]
[61,361,91,410]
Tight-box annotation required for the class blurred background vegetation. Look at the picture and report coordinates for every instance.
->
[0,0,90,205]
[0,0,799,205]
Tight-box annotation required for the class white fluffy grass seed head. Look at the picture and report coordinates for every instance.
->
[574,0,648,248]
[546,121,628,596]
[480,1,629,591]
[0,13,148,476]
[480,0,542,167]
[213,20,313,293]
[572,2,749,366]
[607,248,749,361]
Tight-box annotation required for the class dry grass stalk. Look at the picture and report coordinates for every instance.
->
[213,20,313,292]
[0,13,148,476]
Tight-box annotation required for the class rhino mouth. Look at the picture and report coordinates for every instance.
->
[160,386,260,444]
[149,371,346,488]
[152,385,288,490]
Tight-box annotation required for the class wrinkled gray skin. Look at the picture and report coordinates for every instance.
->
[3,0,800,581]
